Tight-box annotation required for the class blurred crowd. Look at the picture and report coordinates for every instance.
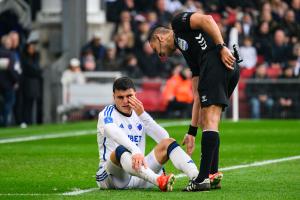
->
[74,0,300,77]
[0,31,42,127]
[1,0,300,127]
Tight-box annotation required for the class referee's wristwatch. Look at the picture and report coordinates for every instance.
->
[216,43,226,52]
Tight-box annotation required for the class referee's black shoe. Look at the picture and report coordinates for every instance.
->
[183,178,210,192]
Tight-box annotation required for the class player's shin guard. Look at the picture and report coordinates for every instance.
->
[195,131,219,183]
[119,151,159,186]
[167,141,199,180]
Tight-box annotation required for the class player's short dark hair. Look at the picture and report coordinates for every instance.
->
[148,25,170,42]
[113,77,136,92]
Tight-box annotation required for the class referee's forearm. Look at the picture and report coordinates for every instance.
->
[190,14,224,45]
[191,97,201,127]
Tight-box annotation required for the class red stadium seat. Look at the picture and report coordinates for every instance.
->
[240,68,255,79]
[141,81,162,90]
[136,90,166,112]
[256,55,265,64]
[267,66,282,78]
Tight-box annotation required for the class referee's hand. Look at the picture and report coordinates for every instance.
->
[181,134,195,156]
[220,47,235,70]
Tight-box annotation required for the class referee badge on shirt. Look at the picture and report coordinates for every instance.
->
[177,38,189,51]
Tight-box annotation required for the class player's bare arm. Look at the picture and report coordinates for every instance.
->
[128,96,148,170]
[189,13,235,70]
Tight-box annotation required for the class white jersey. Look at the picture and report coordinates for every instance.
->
[97,104,169,167]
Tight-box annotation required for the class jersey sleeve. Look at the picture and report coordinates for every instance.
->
[139,112,169,143]
[171,12,194,33]
[97,108,142,155]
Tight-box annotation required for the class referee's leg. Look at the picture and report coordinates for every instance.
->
[194,105,222,184]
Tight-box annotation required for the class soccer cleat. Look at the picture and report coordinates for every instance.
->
[157,173,175,192]
[183,178,210,192]
[209,172,223,189]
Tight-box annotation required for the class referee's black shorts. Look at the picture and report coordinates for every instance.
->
[197,49,240,109]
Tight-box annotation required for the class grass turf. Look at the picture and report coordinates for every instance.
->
[0,120,299,199]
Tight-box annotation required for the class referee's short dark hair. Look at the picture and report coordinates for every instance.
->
[148,25,170,42]
[113,77,136,92]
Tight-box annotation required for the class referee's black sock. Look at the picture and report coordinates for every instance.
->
[210,133,220,174]
[195,131,219,183]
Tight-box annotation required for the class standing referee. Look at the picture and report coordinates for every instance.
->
[149,12,240,191]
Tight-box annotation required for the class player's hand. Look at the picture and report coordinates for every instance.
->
[181,134,195,156]
[129,96,144,116]
[132,153,147,171]
[220,47,235,70]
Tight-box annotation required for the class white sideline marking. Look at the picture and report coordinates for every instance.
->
[0,155,299,196]
[0,193,56,196]
[0,120,189,144]
[0,130,94,144]
[174,155,300,179]
[62,188,98,196]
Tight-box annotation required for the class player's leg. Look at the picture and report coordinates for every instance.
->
[114,146,159,185]
[96,151,132,189]
[112,145,174,191]
[153,138,199,180]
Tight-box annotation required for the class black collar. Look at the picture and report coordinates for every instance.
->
[114,105,132,117]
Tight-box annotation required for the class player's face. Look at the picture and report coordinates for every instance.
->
[113,88,136,115]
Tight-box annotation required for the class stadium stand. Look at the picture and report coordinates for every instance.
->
[1,0,300,125]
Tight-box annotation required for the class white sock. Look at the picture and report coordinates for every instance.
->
[169,146,199,180]
[120,152,159,186]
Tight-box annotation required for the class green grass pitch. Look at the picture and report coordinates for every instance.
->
[0,120,299,200]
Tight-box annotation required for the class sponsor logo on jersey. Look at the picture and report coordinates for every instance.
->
[137,124,143,131]
[128,135,142,143]
[177,37,189,51]
[128,124,132,130]
[195,33,207,50]
[104,117,113,124]
[119,123,124,128]
[187,160,195,164]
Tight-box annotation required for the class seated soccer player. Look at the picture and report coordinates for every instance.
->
[96,77,199,191]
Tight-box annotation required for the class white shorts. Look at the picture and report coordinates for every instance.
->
[96,150,162,189]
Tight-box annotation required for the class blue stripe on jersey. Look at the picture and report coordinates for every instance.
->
[103,105,114,124]
[104,106,110,116]
[108,106,114,116]
[106,106,112,116]
[103,137,107,161]
[104,105,114,116]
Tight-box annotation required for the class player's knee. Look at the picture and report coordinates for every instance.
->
[158,138,175,150]
[166,140,180,158]
[115,145,130,163]
[155,138,179,164]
